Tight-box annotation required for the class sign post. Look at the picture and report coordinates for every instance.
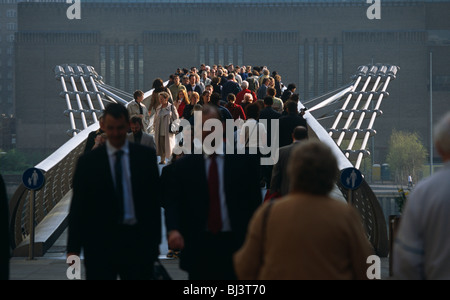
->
[340,168,363,206]
[22,168,45,260]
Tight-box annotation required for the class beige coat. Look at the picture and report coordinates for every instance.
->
[154,103,178,159]
[234,193,373,280]
[126,101,150,133]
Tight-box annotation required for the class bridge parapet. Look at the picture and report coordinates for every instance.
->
[9,124,98,256]
[10,63,398,257]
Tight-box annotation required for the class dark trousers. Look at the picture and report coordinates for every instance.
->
[84,225,155,280]
[188,232,237,280]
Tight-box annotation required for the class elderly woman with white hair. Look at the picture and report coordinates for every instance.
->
[236,81,258,105]
[393,111,450,280]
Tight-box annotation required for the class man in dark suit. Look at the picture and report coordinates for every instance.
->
[165,105,262,280]
[270,126,309,197]
[259,96,282,189]
[84,116,105,154]
[281,83,297,103]
[279,101,308,148]
[221,74,242,102]
[127,116,156,150]
[186,74,203,94]
[0,174,9,280]
[67,103,161,280]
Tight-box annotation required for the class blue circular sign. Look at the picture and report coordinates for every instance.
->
[340,168,363,190]
[22,168,45,191]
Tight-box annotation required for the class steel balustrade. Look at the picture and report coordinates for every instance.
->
[10,63,397,257]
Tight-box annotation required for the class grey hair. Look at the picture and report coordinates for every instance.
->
[434,111,450,155]
[241,81,249,89]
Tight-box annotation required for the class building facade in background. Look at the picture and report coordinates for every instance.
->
[10,0,450,164]
[0,0,66,150]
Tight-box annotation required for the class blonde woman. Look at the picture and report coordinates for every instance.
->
[181,91,199,120]
[154,92,179,164]
[176,89,190,118]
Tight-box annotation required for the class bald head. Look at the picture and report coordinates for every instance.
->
[293,126,308,142]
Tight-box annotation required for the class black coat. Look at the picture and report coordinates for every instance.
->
[67,143,161,274]
[259,107,281,147]
[164,153,262,273]
[279,113,308,148]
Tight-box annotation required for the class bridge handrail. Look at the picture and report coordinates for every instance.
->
[9,123,98,252]
[9,68,164,255]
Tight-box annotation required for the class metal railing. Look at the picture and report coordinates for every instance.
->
[9,125,96,254]
[9,64,132,255]
[305,63,398,256]
[10,63,396,257]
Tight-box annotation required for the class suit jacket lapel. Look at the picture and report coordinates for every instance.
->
[98,146,115,193]
[128,143,139,209]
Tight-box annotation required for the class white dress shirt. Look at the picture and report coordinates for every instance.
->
[106,140,137,225]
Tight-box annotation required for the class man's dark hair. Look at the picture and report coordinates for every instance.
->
[289,93,300,103]
[245,103,260,120]
[134,90,144,100]
[293,126,308,141]
[285,101,299,114]
[263,96,274,106]
[104,103,129,121]
[227,93,236,102]
[287,83,297,91]
[267,87,276,97]
[130,116,144,128]
[209,92,221,106]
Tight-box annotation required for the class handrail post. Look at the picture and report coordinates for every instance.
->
[28,191,36,260]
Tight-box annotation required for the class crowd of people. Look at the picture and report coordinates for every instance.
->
[124,65,308,185]
[68,62,450,280]
[2,64,449,281]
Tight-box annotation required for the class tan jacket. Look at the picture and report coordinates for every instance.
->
[234,193,373,280]
[154,103,178,159]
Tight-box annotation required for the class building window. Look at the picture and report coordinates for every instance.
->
[119,46,125,91]
[138,45,144,90]
[6,10,16,18]
[227,45,233,65]
[209,44,215,66]
[218,45,224,66]
[238,45,243,66]
[199,45,205,65]
[299,45,305,101]
[318,45,324,95]
[109,45,116,85]
[308,44,315,99]
[328,44,334,91]
[128,45,135,91]
[6,23,16,31]
[100,46,106,78]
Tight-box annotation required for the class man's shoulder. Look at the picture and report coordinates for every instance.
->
[129,141,157,156]
[126,101,136,108]
[77,145,106,165]
[142,132,155,140]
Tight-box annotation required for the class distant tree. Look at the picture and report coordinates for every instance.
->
[386,130,428,185]
[0,149,30,173]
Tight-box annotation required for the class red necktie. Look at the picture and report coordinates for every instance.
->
[207,155,222,234]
